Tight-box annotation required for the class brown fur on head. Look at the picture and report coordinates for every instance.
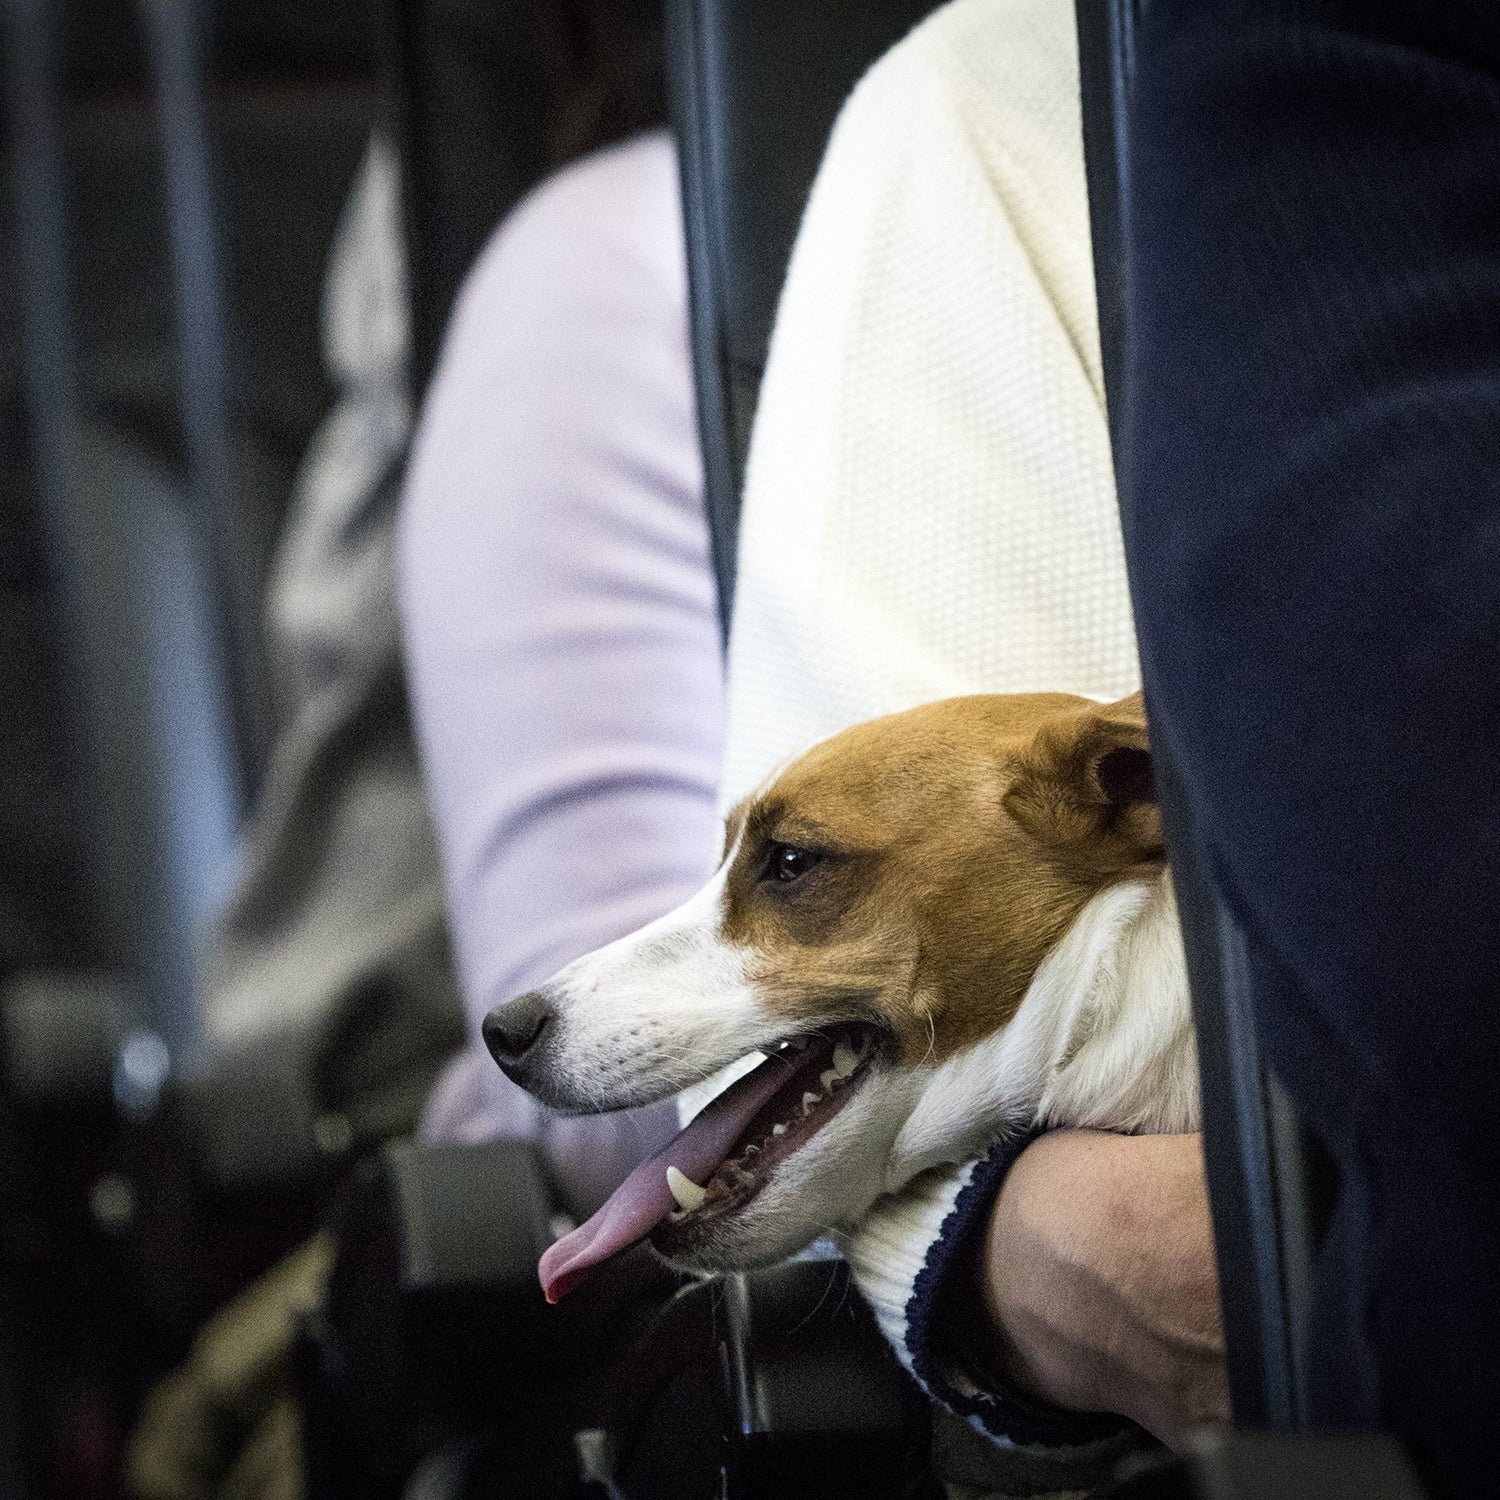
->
[717,692,1163,1068]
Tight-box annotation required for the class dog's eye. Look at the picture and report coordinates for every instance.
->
[766,843,821,884]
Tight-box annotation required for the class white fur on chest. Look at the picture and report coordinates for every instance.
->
[885,871,1197,1192]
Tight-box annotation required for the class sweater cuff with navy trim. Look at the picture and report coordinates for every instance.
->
[843,1130,1139,1462]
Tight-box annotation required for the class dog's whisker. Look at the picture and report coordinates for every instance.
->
[788,1266,840,1338]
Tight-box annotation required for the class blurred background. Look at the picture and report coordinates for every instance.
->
[0,1,665,1494]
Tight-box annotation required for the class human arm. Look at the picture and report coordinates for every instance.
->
[973,1130,1228,1450]
[398,132,725,1219]
[845,1128,1226,1495]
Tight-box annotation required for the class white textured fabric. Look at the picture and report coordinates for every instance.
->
[718,0,1141,1446]
[839,1164,972,1364]
[721,0,1137,813]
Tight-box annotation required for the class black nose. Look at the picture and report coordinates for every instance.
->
[482,991,553,1074]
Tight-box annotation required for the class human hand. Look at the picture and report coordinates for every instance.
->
[975,1129,1228,1449]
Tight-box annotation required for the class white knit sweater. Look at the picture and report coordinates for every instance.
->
[719,0,1141,1460]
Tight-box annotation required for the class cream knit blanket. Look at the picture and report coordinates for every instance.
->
[718,0,1141,1464]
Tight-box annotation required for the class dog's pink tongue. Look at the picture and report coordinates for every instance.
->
[539,1050,802,1303]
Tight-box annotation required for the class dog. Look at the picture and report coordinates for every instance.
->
[484,690,1197,1303]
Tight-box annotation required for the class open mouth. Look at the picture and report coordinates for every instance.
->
[537,1023,881,1302]
[651,1023,879,1255]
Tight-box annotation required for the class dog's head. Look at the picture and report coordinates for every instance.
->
[485,691,1163,1299]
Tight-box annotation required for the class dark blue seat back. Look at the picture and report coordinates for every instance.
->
[1073,0,1327,1434]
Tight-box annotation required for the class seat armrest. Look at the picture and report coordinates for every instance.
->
[720,1260,933,1497]
[611,1259,935,1500]
[1102,1433,1428,1499]
[1,970,140,1107]
[1187,1432,1427,1500]
[301,1138,556,1493]
[301,1138,675,1499]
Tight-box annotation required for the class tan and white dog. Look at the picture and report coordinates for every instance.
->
[483,691,1197,1303]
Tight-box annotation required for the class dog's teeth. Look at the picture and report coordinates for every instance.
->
[666,1165,707,1212]
[743,1143,760,1156]
[772,1123,787,1136]
[801,1091,820,1114]
[819,1068,839,1091]
[832,1044,859,1079]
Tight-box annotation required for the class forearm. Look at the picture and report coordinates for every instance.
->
[975,1130,1227,1449]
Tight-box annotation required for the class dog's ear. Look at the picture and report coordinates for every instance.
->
[1003,691,1163,864]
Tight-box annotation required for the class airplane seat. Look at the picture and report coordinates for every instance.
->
[385,0,670,400]
[1073,2,1424,1494]
[300,1138,683,1500]
[0,0,386,1116]
[7,0,666,1249]
[1,0,389,1490]
[2,0,673,1485]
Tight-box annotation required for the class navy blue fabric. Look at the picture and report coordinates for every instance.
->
[1118,4,1500,1493]
[906,1128,1133,1452]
